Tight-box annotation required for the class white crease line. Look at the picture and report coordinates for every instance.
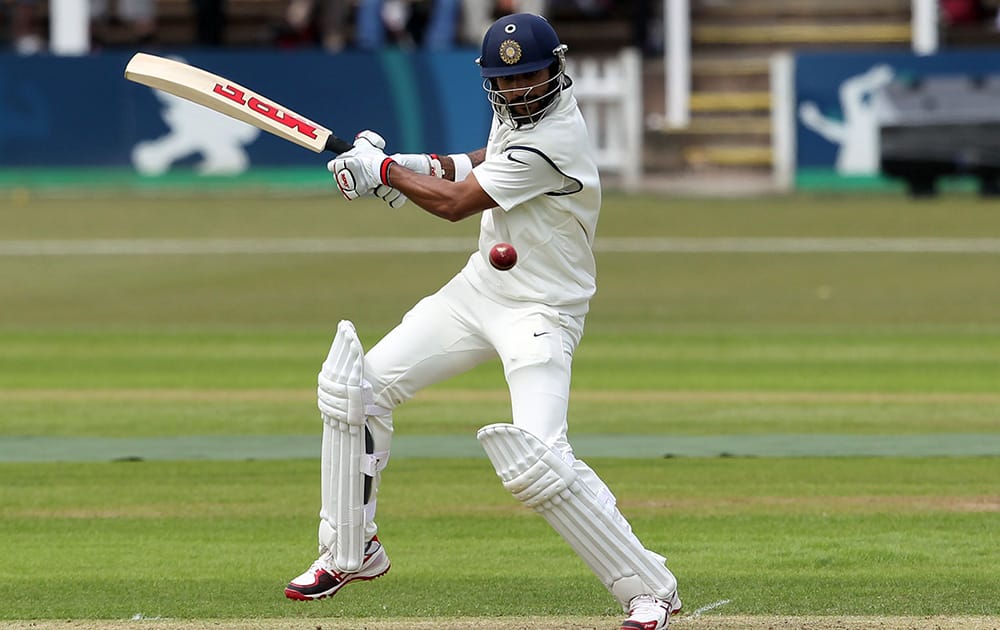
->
[680,599,733,621]
[3,237,1000,256]
[130,614,169,621]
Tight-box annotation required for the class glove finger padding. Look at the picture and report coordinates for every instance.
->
[375,184,407,209]
[354,130,387,151]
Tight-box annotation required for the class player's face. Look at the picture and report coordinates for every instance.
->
[495,68,554,120]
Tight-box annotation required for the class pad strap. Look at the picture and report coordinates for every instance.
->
[361,449,390,476]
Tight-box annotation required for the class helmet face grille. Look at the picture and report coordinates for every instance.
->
[482,60,567,130]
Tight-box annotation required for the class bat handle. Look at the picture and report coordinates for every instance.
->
[325,135,354,155]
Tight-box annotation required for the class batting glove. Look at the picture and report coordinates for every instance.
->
[370,152,445,209]
[328,131,396,201]
[389,153,445,179]
[374,184,407,209]
[357,132,408,208]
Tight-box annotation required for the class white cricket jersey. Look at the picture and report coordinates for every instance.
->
[461,83,601,316]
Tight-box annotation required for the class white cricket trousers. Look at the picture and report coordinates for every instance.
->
[353,272,628,549]
[366,271,583,451]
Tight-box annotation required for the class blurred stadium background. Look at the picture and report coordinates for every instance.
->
[4,0,1000,194]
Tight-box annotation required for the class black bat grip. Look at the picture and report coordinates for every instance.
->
[325,135,354,155]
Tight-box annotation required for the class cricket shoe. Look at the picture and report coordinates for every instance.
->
[284,536,390,601]
[620,592,683,630]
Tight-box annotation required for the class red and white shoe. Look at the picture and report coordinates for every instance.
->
[284,536,391,601]
[620,592,682,630]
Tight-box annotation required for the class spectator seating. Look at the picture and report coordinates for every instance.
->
[645,0,913,174]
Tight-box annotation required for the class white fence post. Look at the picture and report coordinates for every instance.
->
[567,48,644,191]
[665,0,691,129]
[50,0,90,55]
[912,0,939,55]
[770,52,796,192]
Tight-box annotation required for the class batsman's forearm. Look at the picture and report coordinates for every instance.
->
[386,163,492,222]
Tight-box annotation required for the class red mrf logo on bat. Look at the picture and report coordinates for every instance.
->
[213,83,319,139]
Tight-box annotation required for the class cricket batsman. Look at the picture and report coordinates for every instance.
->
[284,12,682,629]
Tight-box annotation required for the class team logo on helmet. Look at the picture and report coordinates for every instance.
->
[499,39,522,65]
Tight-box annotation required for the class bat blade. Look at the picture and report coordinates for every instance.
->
[124,52,352,154]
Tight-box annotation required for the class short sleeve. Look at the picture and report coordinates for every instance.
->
[472,146,574,211]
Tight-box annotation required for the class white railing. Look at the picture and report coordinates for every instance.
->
[567,48,644,191]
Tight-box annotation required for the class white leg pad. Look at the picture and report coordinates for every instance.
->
[316,320,387,572]
[477,423,677,609]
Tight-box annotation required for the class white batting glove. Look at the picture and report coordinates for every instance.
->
[353,129,387,152]
[374,184,407,209]
[389,153,445,178]
[371,152,444,208]
[357,131,407,208]
[328,131,396,201]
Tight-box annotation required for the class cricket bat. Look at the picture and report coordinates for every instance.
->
[124,52,353,155]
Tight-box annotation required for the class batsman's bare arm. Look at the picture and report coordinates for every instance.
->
[388,149,494,222]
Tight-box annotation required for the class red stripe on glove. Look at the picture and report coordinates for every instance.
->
[380,158,395,186]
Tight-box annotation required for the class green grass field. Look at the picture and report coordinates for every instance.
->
[1,189,998,627]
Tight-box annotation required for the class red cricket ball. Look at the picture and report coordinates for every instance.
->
[489,242,517,271]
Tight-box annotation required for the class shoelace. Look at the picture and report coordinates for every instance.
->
[308,558,328,574]
[629,594,664,615]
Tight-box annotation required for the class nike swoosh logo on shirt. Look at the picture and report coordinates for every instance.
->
[507,152,531,166]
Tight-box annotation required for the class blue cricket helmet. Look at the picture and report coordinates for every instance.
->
[476,13,570,129]
[477,13,564,78]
